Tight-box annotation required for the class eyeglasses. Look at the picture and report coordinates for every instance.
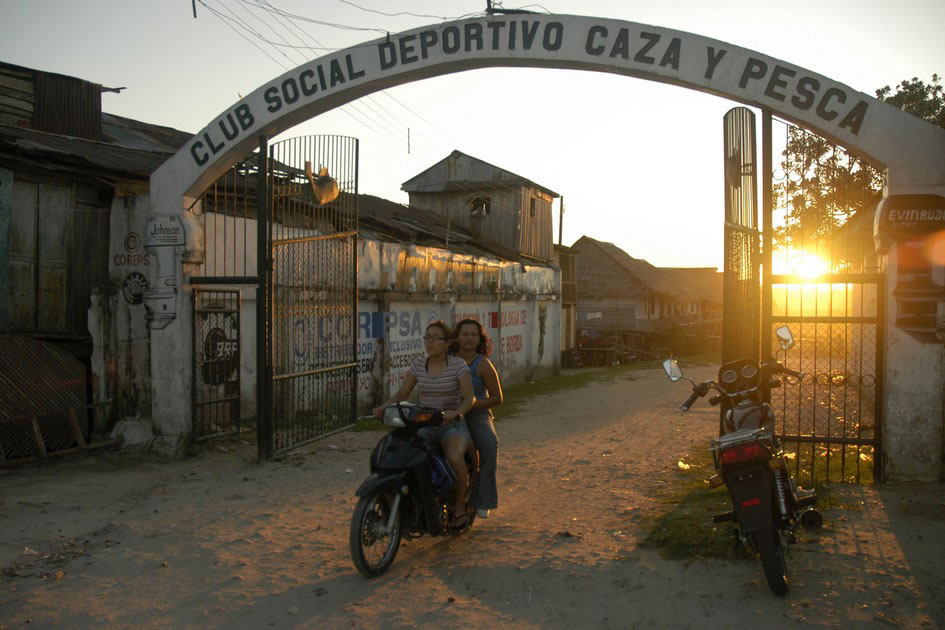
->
[422,335,447,342]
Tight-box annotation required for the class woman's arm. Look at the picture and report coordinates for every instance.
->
[373,372,417,418]
[444,371,474,421]
[470,357,503,411]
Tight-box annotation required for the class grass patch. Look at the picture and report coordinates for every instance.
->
[498,361,662,420]
[638,448,751,561]
[639,448,864,561]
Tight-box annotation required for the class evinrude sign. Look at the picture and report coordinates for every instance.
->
[876,194,945,242]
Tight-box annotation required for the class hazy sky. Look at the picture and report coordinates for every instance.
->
[2,0,942,269]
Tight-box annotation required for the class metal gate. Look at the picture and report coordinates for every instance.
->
[763,118,884,485]
[193,289,241,440]
[767,278,883,485]
[721,108,761,366]
[263,135,359,454]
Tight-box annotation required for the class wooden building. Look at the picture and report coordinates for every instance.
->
[401,150,558,262]
[0,62,191,424]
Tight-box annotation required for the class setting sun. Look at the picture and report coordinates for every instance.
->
[772,249,832,279]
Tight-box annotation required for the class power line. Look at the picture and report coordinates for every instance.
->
[204,0,406,150]
[199,0,538,210]
[198,0,290,69]
[247,0,390,34]
[337,0,452,20]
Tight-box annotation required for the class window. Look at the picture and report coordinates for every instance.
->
[471,196,490,217]
[529,197,536,218]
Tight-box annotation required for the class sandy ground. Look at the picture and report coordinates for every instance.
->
[1,365,944,629]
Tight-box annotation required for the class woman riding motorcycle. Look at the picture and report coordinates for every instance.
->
[373,320,475,527]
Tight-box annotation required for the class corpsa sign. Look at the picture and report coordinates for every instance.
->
[187,16,872,171]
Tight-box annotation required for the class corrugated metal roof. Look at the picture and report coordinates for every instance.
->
[402,149,559,198]
[573,236,711,302]
[0,113,190,181]
[658,267,723,303]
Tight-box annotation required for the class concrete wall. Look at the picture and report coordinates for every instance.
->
[882,240,945,480]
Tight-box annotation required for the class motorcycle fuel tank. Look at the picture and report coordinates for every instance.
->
[371,432,428,470]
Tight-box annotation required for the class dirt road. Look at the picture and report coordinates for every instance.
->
[1,366,943,628]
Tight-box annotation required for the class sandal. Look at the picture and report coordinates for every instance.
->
[450,511,470,530]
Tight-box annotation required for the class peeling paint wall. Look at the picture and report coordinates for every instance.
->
[88,194,152,428]
[192,220,559,419]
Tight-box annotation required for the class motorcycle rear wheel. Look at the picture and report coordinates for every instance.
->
[350,490,402,578]
[755,526,789,596]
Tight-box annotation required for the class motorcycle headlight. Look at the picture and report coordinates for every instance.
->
[382,407,407,427]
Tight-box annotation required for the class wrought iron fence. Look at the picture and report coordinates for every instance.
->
[267,135,359,452]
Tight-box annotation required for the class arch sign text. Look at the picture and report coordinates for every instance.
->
[154,13,945,207]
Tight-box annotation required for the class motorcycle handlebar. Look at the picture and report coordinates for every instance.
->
[764,358,802,380]
[680,389,701,412]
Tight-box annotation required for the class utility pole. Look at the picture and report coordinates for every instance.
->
[558,196,564,246]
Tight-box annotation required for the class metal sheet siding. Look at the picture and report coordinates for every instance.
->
[34,72,102,140]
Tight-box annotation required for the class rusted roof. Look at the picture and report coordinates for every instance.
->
[573,236,712,302]
[658,267,723,303]
[0,112,191,181]
[402,149,559,198]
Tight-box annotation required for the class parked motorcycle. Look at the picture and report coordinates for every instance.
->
[663,326,822,596]
[349,402,476,578]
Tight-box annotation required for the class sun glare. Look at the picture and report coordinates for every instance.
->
[772,249,831,279]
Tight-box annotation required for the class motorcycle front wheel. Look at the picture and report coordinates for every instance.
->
[754,526,789,596]
[349,490,403,578]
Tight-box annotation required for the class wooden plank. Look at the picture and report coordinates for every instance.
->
[0,438,121,469]
[0,72,34,94]
[30,415,48,457]
[68,407,87,448]
[0,84,35,101]
[0,93,33,112]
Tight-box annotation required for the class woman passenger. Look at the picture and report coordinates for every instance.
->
[452,318,503,519]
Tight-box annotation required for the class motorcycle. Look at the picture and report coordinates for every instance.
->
[349,402,477,578]
[662,326,822,596]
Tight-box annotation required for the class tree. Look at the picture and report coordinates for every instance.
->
[775,74,945,250]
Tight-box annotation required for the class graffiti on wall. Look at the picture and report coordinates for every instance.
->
[455,307,528,365]
[285,304,532,399]
[287,307,441,395]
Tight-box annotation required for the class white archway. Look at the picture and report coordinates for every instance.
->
[153,13,945,208]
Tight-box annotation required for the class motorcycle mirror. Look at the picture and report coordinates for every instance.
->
[775,325,795,350]
[663,358,683,382]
